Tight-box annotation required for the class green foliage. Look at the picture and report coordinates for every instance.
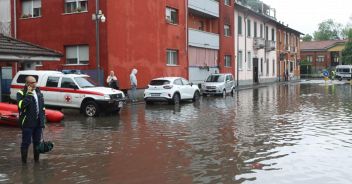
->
[300,59,311,66]
[342,29,352,64]
[313,19,342,41]
[302,34,313,42]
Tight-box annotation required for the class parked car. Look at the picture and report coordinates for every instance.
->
[10,70,125,117]
[335,65,352,81]
[144,77,200,104]
[201,73,235,96]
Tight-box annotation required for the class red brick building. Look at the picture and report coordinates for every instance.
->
[11,0,235,89]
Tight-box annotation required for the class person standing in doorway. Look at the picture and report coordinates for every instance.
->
[17,76,45,164]
[106,70,119,90]
[130,68,138,102]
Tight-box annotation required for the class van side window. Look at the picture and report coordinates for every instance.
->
[229,75,234,81]
[46,77,60,87]
[61,78,78,89]
[16,75,39,84]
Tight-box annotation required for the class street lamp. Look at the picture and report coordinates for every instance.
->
[92,0,106,85]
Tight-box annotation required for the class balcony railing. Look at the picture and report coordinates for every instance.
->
[188,0,219,18]
[253,37,265,49]
[265,40,276,51]
[188,28,219,50]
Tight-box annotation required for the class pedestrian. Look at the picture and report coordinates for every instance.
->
[130,68,138,102]
[17,76,46,164]
[106,70,119,90]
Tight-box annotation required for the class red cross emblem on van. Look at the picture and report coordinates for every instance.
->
[64,95,72,103]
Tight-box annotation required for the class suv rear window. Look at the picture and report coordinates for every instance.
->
[150,80,170,86]
[206,75,225,82]
[16,75,39,84]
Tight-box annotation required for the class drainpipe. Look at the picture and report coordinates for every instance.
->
[185,0,189,80]
[244,11,249,83]
[13,0,18,74]
[236,16,239,87]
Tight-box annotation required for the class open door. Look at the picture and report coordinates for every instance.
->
[253,58,259,84]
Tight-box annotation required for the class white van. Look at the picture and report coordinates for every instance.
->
[335,65,352,81]
[10,70,125,117]
[201,73,235,96]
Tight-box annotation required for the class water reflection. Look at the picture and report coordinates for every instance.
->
[1,82,352,183]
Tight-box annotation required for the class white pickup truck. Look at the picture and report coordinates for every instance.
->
[10,70,125,117]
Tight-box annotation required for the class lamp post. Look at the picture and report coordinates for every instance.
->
[92,0,106,85]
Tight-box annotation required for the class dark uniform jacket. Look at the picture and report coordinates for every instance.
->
[17,87,45,128]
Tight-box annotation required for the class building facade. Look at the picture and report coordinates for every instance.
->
[276,24,302,81]
[234,1,277,86]
[300,40,346,77]
[10,0,236,89]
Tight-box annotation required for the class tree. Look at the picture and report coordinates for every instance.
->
[342,29,352,64]
[302,34,313,42]
[313,19,342,41]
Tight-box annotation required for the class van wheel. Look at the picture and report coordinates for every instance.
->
[83,101,100,117]
[231,88,234,96]
[338,77,342,81]
[192,91,200,102]
[222,90,226,97]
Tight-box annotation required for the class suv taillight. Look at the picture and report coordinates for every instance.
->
[163,85,173,89]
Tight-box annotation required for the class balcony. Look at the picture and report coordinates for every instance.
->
[188,28,219,50]
[265,40,276,51]
[253,37,265,49]
[188,0,219,18]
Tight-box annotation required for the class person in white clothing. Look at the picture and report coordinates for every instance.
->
[129,68,138,102]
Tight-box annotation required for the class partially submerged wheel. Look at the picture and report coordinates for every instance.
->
[82,101,100,117]
[171,93,180,105]
[192,91,200,102]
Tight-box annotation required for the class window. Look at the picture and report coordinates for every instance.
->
[166,7,178,24]
[65,45,89,65]
[238,51,243,70]
[247,52,251,70]
[265,26,269,40]
[317,55,325,62]
[224,25,231,36]
[181,78,189,85]
[271,28,275,41]
[266,59,269,76]
[61,78,78,89]
[272,60,275,76]
[199,21,205,31]
[16,75,39,84]
[254,22,257,38]
[224,0,231,6]
[238,16,242,35]
[22,0,41,18]
[306,56,313,62]
[46,77,60,87]
[65,0,88,14]
[35,61,42,66]
[173,79,182,85]
[260,24,263,38]
[167,49,178,65]
[290,61,294,72]
[247,19,251,37]
[260,58,263,75]
[224,55,231,67]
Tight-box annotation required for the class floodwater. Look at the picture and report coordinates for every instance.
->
[1,81,352,184]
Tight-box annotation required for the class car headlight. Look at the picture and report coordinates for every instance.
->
[104,94,110,100]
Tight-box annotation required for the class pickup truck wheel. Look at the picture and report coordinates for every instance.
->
[83,101,100,117]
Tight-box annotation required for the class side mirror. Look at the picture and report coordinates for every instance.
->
[73,85,79,90]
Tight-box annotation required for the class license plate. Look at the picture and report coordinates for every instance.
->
[151,93,160,97]
[118,101,123,108]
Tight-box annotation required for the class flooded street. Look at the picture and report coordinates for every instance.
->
[1,81,352,184]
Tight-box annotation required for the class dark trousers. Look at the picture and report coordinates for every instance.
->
[21,127,42,149]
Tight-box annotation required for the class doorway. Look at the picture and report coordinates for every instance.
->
[253,58,259,83]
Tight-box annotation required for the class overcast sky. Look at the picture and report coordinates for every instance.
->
[263,0,352,35]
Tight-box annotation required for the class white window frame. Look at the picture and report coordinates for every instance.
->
[166,7,178,24]
[224,55,231,67]
[167,49,178,66]
[238,51,243,70]
[65,45,89,65]
[64,0,88,14]
[21,0,41,18]
[224,0,231,6]
[306,56,313,62]
[317,55,325,62]
[224,24,231,37]
[35,61,43,67]
[247,52,251,70]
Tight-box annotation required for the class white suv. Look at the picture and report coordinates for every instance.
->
[10,70,125,117]
[144,77,200,104]
[201,73,235,96]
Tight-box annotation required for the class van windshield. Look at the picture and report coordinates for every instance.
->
[75,77,97,88]
[206,75,225,82]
